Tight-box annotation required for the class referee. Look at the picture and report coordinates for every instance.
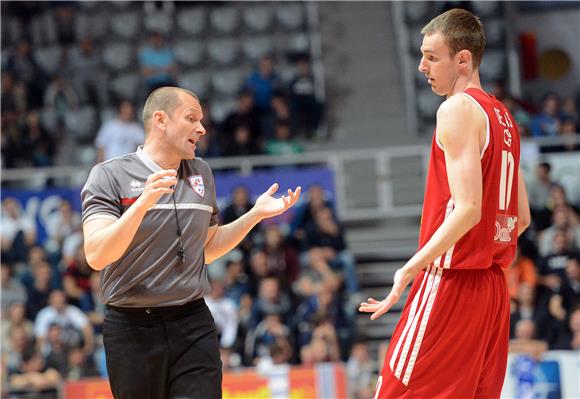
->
[81,86,301,398]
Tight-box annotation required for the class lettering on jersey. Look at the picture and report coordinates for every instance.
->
[504,129,512,147]
[494,108,505,127]
[187,175,205,198]
[494,214,518,244]
[130,180,144,193]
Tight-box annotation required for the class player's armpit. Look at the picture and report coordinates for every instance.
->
[516,166,531,236]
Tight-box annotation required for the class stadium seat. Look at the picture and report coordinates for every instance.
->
[64,106,97,141]
[480,50,504,81]
[178,71,210,99]
[210,6,241,34]
[275,4,305,30]
[34,46,63,75]
[40,107,60,135]
[174,40,205,67]
[211,68,245,96]
[208,38,240,66]
[243,5,274,32]
[110,72,141,102]
[485,19,504,47]
[176,8,206,36]
[209,98,237,124]
[417,88,443,117]
[472,2,501,17]
[242,36,274,62]
[144,11,173,34]
[76,12,109,41]
[102,42,134,72]
[284,33,310,54]
[405,2,430,23]
[110,11,141,40]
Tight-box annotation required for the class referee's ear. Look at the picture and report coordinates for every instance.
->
[152,110,167,130]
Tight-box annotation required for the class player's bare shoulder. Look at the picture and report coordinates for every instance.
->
[437,93,482,122]
[436,93,486,146]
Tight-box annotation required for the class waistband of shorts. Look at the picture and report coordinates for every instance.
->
[106,297,205,316]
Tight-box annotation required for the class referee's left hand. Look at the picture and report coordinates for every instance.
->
[253,183,301,219]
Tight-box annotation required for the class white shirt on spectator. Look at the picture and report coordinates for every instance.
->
[95,119,145,161]
[0,213,36,243]
[205,296,238,348]
[34,305,89,338]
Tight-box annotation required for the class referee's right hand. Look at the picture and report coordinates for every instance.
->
[137,169,177,210]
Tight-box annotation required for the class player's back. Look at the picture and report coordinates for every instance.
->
[419,88,520,270]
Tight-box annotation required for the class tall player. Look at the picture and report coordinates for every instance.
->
[360,8,531,398]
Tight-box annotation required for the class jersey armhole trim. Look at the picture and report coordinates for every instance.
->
[455,92,490,159]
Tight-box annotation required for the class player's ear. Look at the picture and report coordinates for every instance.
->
[457,49,472,69]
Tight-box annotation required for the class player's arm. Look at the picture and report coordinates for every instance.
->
[204,183,300,264]
[517,167,531,236]
[360,95,485,319]
[83,169,177,270]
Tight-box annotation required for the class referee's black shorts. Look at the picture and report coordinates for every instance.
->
[103,298,222,399]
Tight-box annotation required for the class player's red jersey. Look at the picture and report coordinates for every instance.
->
[419,88,520,270]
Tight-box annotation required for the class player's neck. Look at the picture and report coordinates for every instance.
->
[447,71,482,98]
[142,142,181,170]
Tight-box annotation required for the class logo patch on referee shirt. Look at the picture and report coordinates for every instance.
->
[187,175,205,198]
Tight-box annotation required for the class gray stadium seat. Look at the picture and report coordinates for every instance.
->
[243,5,274,32]
[40,108,60,135]
[405,2,430,23]
[178,71,210,99]
[110,11,141,40]
[102,42,134,72]
[485,19,504,47]
[480,51,504,81]
[409,29,424,53]
[209,98,237,124]
[174,40,205,67]
[417,88,444,118]
[76,12,109,41]
[242,36,274,62]
[211,68,245,96]
[472,2,501,17]
[284,33,310,54]
[144,11,173,34]
[34,46,63,75]
[110,72,141,101]
[275,4,305,30]
[176,8,206,36]
[210,6,241,34]
[65,106,98,141]
[208,38,240,66]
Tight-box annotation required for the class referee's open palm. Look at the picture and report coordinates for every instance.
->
[254,183,301,219]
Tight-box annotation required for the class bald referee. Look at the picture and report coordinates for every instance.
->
[81,86,301,399]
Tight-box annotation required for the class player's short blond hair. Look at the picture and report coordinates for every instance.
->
[142,87,199,133]
[421,8,486,68]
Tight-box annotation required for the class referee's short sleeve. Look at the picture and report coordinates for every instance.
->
[209,168,219,227]
[81,163,122,225]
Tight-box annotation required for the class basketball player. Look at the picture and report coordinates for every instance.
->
[360,9,531,398]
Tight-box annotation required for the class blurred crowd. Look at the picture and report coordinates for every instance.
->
[1,2,324,172]
[507,162,580,359]
[0,184,366,397]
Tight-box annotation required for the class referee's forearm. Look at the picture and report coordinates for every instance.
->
[204,208,262,264]
[84,203,148,270]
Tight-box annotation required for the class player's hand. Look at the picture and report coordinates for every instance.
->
[252,183,301,219]
[137,169,177,210]
[359,266,417,320]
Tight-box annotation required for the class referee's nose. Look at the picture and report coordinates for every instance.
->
[196,122,207,136]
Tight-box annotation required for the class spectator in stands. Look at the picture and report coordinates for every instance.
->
[65,346,99,381]
[139,32,177,92]
[555,117,580,152]
[68,38,109,107]
[265,120,304,156]
[223,255,251,306]
[568,308,580,350]
[539,206,580,257]
[303,207,359,294]
[44,199,81,257]
[25,261,58,321]
[245,54,282,112]
[505,250,537,301]
[538,230,575,293]
[291,184,335,242]
[528,162,556,229]
[9,347,62,394]
[560,96,578,127]
[1,197,37,263]
[34,290,94,356]
[503,96,531,136]
[22,110,55,167]
[260,92,291,140]
[508,319,548,359]
[4,325,33,377]
[221,186,261,255]
[44,75,80,122]
[288,56,323,138]
[510,283,549,341]
[249,277,292,329]
[95,100,146,163]
[346,341,374,399]
[1,263,27,313]
[205,277,239,350]
[62,244,92,307]
[263,224,300,285]
[44,324,70,376]
[248,250,270,297]
[221,90,262,150]
[52,3,76,45]
[309,321,340,363]
[1,71,28,114]
[79,271,105,336]
[531,93,561,137]
[1,302,33,353]
[222,125,262,157]
[255,339,293,372]
[6,40,46,108]
[245,313,292,365]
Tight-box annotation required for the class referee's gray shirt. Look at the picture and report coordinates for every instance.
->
[81,147,219,307]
